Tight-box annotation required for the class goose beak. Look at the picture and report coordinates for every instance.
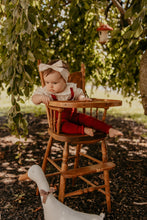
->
[19,172,30,181]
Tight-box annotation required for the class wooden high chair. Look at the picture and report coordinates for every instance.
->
[38,60,122,213]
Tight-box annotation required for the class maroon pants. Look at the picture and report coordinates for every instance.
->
[60,108,111,135]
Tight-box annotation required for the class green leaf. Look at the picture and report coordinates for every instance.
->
[20,0,28,9]
[24,86,30,96]
[16,103,20,111]
[24,20,33,34]
[28,6,37,24]
[125,7,133,19]
[27,51,35,62]
[131,18,140,31]
[123,30,134,39]
[83,2,90,10]
[11,95,16,105]
[25,71,33,83]
[134,24,143,38]
[19,98,25,104]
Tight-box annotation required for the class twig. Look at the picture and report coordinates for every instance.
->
[133,202,147,205]
[33,206,42,212]
[126,158,143,162]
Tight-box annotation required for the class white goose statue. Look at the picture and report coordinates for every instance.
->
[19,165,105,220]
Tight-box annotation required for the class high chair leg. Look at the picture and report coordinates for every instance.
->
[101,139,108,163]
[58,142,69,202]
[42,136,53,172]
[101,140,111,212]
[72,144,81,186]
[104,170,111,213]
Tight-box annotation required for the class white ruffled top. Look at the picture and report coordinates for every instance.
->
[33,83,84,101]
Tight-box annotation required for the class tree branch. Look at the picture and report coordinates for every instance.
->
[111,0,126,15]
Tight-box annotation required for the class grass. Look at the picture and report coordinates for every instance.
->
[0,85,146,127]
[0,88,46,117]
[87,86,147,127]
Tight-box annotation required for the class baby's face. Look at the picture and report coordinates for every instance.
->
[44,70,66,93]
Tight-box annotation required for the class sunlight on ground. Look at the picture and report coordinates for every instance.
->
[0,135,33,147]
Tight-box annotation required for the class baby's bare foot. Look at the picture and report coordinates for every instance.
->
[84,127,94,136]
[109,128,123,138]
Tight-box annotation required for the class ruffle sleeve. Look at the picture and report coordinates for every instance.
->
[33,87,53,100]
[72,83,84,100]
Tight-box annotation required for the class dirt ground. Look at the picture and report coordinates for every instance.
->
[0,113,147,220]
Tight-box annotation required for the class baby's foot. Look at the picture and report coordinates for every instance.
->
[109,128,123,138]
[84,127,94,136]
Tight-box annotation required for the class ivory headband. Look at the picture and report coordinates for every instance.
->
[39,60,70,82]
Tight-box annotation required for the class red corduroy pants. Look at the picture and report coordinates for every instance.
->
[59,108,111,135]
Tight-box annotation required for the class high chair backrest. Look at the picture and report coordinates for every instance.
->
[68,63,86,94]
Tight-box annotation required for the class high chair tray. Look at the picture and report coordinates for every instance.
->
[48,98,122,108]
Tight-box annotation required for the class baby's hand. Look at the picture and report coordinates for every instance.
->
[41,95,50,106]
[84,97,92,101]
[78,95,92,101]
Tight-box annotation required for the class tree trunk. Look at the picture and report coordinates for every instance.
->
[139,50,147,115]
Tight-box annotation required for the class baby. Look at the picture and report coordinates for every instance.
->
[32,60,123,138]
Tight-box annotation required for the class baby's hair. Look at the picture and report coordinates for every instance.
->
[42,59,69,77]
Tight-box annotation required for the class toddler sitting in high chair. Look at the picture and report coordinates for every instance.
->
[32,60,123,138]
